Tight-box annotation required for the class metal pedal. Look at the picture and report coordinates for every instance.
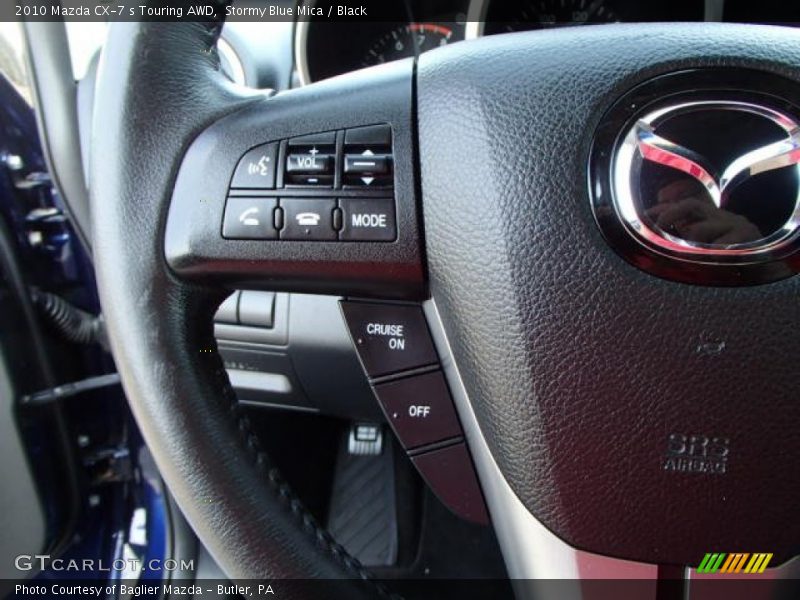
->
[328,424,397,567]
[347,422,383,456]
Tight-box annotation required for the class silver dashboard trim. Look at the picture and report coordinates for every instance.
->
[217,36,247,86]
[422,299,659,593]
[465,0,488,39]
[294,18,313,86]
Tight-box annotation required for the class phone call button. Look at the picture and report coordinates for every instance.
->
[279,198,337,241]
[222,197,278,240]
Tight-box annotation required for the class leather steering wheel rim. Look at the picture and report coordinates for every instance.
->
[90,17,386,595]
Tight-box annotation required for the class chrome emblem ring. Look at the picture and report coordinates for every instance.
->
[612,101,800,261]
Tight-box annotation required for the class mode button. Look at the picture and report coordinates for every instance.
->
[340,198,396,242]
[340,302,438,378]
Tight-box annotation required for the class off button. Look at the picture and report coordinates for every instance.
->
[373,371,462,450]
[340,301,438,378]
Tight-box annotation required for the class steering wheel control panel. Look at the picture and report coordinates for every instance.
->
[222,124,397,243]
[341,300,489,525]
[166,60,423,299]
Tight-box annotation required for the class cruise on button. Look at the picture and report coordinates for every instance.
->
[340,301,438,378]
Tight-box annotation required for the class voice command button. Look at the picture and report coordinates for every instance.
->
[230,143,278,189]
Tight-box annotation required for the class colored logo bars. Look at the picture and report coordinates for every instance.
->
[697,552,773,574]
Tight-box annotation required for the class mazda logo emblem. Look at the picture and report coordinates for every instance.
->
[612,101,800,260]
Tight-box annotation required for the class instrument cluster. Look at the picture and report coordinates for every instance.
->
[296,0,795,85]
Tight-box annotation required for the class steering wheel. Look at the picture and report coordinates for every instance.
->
[91,7,800,597]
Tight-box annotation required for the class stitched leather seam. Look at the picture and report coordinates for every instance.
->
[187,14,402,596]
[211,358,400,599]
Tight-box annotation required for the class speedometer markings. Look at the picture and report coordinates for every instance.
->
[361,23,456,68]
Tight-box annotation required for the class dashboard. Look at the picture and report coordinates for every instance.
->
[296,0,798,84]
